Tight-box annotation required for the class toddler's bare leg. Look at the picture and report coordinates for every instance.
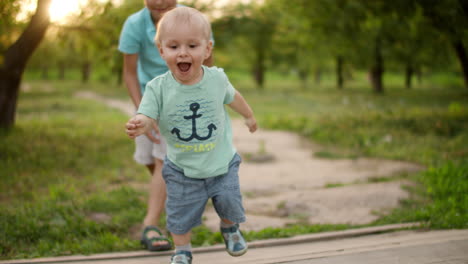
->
[172,231,192,247]
[221,218,234,225]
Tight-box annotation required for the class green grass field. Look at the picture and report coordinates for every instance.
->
[1,71,467,260]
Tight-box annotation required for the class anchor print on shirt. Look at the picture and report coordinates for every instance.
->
[171,102,217,142]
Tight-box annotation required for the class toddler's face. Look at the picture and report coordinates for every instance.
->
[158,23,212,85]
[144,0,177,22]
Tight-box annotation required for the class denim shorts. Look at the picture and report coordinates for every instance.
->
[162,153,245,235]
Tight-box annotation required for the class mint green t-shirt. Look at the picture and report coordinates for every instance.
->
[138,66,236,178]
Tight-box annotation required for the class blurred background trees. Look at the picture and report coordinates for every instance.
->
[1,0,467,129]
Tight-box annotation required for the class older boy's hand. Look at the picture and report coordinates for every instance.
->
[125,116,148,139]
[245,117,258,133]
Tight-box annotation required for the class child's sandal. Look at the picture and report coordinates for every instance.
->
[170,250,192,264]
[220,223,248,257]
[140,225,172,251]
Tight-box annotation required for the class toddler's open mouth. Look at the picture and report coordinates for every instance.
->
[178,62,191,72]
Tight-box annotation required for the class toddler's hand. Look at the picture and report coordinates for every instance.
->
[245,116,257,133]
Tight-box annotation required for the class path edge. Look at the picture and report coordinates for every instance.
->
[0,222,421,264]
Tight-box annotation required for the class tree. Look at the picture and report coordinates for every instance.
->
[212,2,277,90]
[270,0,329,90]
[274,0,366,90]
[385,5,451,89]
[0,0,51,129]
[415,0,468,89]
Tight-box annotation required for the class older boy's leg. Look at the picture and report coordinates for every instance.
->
[141,158,171,250]
[145,133,168,228]
[143,161,158,225]
[136,132,171,251]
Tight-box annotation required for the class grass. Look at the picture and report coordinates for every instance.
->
[1,70,467,259]
[233,71,468,230]
[0,80,149,258]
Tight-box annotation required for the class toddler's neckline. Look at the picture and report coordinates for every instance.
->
[170,66,209,90]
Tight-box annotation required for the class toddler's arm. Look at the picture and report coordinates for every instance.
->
[125,114,154,139]
[228,91,257,133]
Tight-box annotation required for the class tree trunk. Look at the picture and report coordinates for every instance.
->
[0,69,21,129]
[452,40,468,89]
[336,56,344,89]
[81,62,91,83]
[58,61,66,80]
[0,0,51,129]
[370,38,384,93]
[314,68,322,85]
[405,63,414,89]
[253,48,265,90]
[298,68,308,90]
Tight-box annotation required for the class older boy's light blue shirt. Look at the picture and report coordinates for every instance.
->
[118,7,167,94]
[138,66,236,179]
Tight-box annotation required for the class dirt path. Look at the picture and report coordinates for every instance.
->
[76,91,424,231]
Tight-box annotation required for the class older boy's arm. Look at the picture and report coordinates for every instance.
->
[125,114,154,139]
[123,54,160,144]
[123,54,142,108]
[228,91,257,133]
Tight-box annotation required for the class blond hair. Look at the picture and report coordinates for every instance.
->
[155,6,211,45]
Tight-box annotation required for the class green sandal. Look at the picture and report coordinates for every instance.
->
[141,225,172,251]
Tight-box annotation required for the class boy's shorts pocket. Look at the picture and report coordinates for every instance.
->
[221,153,242,191]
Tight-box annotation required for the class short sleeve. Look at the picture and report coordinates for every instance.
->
[221,70,236,104]
[118,16,141,54]
[137,79,160,120]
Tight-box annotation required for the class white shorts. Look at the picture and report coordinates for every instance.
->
[133,130,167,165]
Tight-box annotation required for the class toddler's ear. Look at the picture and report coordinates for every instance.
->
[205,40,213,59]
[157,43,165,57]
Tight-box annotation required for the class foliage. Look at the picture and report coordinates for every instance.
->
[0,0,23,53]
[421,163,468,228]
[374,162,468,228]
[415,0,468,41]
[2,0,463,88]
[0,80,148,259]
[0,187,144,258]
[212,2,278,88]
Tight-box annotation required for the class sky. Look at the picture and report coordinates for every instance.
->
[18,0,122,23]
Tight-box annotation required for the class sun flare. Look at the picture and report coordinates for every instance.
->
[48,0,82,23]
